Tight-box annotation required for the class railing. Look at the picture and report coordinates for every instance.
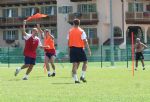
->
[0,0,56,4]
[0,15,57,26]
[126,0,150,2]
[126,12,150,19]
[68,12,98,21]
[70,0,92,2]
[126,12,150,24]
[68,12,99,24]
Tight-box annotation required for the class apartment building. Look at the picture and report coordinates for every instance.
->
[57,0,124,52]
[125,0,150,44]
[0,0,149,53]
[0,0,57,47]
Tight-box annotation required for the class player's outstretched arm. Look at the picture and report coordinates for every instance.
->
[37,24,44,38]
[142,43,148,48]
[49,34,54,40]
[40,45,50,49]
[38,39,50,49]
[22,20,28,36]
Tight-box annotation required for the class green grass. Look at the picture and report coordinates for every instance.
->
[0,62,150,102]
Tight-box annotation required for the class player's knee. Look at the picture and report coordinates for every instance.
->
[24,64,30,68]
[29,65,34,69]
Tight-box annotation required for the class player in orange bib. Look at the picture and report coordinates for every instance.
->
[37,24,56,77]
[67,19,91,83]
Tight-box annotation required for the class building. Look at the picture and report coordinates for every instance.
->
[0,0,149,59]
[125,0,150,44]
[0,0,57,47]
[57,0,124,55]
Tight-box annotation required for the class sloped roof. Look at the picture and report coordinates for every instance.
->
[103,38,124,45]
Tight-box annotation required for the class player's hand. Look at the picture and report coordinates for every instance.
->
[23,20,27,25]
[47,45,50,49]
[37,24,40,28]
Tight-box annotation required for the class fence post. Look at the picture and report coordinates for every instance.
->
[126,44,128,68]
[101,45,103,68]
[8,47,10,68]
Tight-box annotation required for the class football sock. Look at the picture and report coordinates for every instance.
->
[48,71,51,75]
[73,74,78,81]
[53,70,55,73]
[18,67,21,71]
[24,74,28,78]
[81,71,85,78]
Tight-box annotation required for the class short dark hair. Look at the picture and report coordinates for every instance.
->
[73,19,80,26]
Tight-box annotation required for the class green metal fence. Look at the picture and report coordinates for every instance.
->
[0,45,150,68]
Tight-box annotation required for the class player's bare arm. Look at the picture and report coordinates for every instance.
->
[37,24,44,38]
[49,34,54,40]
[142,43,147,48]
[22,20,28,36]
[84,39,91,56]
[67,40,70,55]
[40,45,50,49]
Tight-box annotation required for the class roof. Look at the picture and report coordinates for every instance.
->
[103,38,124,45]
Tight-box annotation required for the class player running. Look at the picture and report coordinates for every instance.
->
[67,19,91,84]
[135,38,147,71]
[37,24,56,77]
[14,20,48,80]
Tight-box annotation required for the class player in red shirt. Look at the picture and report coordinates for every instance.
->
[37,24,56,77]
[14,20,48,80]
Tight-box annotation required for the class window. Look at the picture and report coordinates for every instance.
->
[83,28,97,39]
[3,30,18,40]
[146,5,150,11]
[114,26,122,37]
[78,4,96,13]
[3,8,18,17]
[41,6,57,15]
[128,3,143,12]
[22,7,36,17]
[58,6,73,14]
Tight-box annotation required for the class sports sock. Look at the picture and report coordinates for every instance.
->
[53,70,55,73]
[73,74,78,81]
[23,74,28,78]
[48,71,51,75]
[81,71,85,78]
[17,67,21,71]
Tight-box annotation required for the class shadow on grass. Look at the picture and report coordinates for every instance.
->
[8,79,20,81]
[32,76,46,79]
[56,77,71,79]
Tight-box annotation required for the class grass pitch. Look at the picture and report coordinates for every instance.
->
[0,62,150,102]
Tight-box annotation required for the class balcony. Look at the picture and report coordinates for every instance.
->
[126,12,150,24]
[70,0,92,2]
[0,0,56,6]
[0,15,57,28]
[126,0,150,1]
[68,13,99,25]
[88,38,99,47]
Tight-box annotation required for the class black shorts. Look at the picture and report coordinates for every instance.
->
[45,53,55,59]
[136,52,144,60]
[24,56,36,65]
[69,47,87,63]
